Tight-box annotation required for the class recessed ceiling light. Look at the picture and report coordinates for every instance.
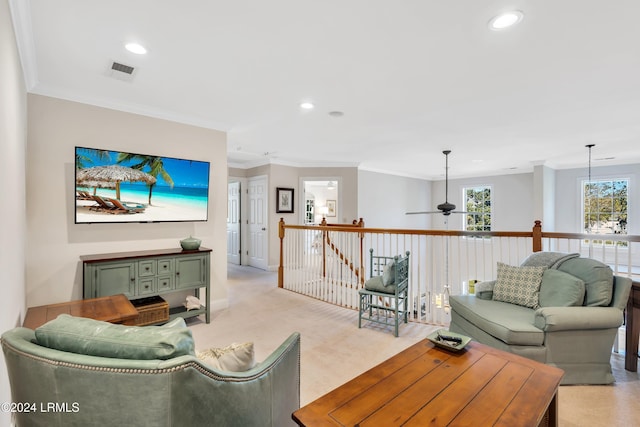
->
[300,102,315,110]
[489,11,523,30]
[125,43,147,55]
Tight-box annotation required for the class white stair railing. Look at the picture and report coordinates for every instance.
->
[278,219,640,326]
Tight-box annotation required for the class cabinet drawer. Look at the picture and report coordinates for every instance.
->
[157,275,174,292]
[138,260,156,277]
[139,277,156,295]
[158,259,174,274]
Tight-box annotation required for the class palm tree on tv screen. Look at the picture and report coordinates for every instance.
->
[76,148,111,170]
[116,153,174,205]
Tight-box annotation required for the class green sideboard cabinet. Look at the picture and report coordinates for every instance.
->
[81,247,211,323]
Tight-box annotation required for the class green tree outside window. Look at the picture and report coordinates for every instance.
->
[464,186,491,232]
[583,179,628,241]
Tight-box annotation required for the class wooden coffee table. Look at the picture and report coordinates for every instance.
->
[293,339,564,426]
[23,294,139,329]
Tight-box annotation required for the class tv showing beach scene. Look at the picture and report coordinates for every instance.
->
[75,146,210,223]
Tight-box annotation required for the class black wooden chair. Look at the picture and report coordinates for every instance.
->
[358,249,410,337]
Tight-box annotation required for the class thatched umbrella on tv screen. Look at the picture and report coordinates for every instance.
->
[76,165,157,200]
[77,180,116,195]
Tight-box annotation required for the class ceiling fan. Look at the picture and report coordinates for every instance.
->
[406,150,466,216]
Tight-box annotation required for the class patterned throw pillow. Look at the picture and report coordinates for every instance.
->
[492,262,547,309]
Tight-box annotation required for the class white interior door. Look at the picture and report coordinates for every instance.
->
[227,181,241,265]
[248,176,268,270]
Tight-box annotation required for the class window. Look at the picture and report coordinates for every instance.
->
[464,186,491,232]
[583,179,628,235]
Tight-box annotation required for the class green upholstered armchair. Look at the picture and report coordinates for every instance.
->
[450,253,632,385]
[1,322,300,427]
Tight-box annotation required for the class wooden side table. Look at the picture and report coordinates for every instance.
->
[23,294,139,330]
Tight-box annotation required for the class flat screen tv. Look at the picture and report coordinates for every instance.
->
[75,146,210,224]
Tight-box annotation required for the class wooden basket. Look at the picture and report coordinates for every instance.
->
[131,296,169,326]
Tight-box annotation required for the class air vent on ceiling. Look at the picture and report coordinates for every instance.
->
[108,60,136,82]
[111,61,135,74]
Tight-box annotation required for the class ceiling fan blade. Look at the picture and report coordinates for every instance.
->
[405,211,442,215]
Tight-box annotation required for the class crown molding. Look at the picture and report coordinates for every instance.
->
[30,83,232,132]
[9,0,39,90]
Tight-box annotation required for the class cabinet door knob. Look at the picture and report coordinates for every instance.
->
[130,278,135,282]
[145,285,149,289]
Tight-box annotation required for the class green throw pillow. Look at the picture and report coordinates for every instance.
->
[492,262,546,309]
[556,258,613,306]
[364,276,395,294]
[35,314,195,360]
[538,269,586,307]
[382,260,396,286]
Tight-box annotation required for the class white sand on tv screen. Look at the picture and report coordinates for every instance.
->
[75,190,207,223]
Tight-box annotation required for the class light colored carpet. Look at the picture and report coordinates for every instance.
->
[189,264,640,426]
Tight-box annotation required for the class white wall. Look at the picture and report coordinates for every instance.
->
[0,0,27,424]
[428,172,535,231]
[358,171,535,232]
[359,164,640,236]
[26,95,229,310]
[357,170,432,229]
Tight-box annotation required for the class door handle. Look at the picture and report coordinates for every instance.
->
[262,227,266,231]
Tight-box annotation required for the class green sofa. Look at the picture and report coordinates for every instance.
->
[449,252,632,385]
[1,316,301,427]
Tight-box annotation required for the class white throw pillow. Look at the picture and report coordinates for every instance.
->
[197,342,255,372]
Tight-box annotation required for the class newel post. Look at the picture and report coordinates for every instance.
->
[532,220,542,252]
[278,218,285,288]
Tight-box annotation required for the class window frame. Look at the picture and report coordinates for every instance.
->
[462,185,492,233]
[581,177,628,235]
[580,177,629,249]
